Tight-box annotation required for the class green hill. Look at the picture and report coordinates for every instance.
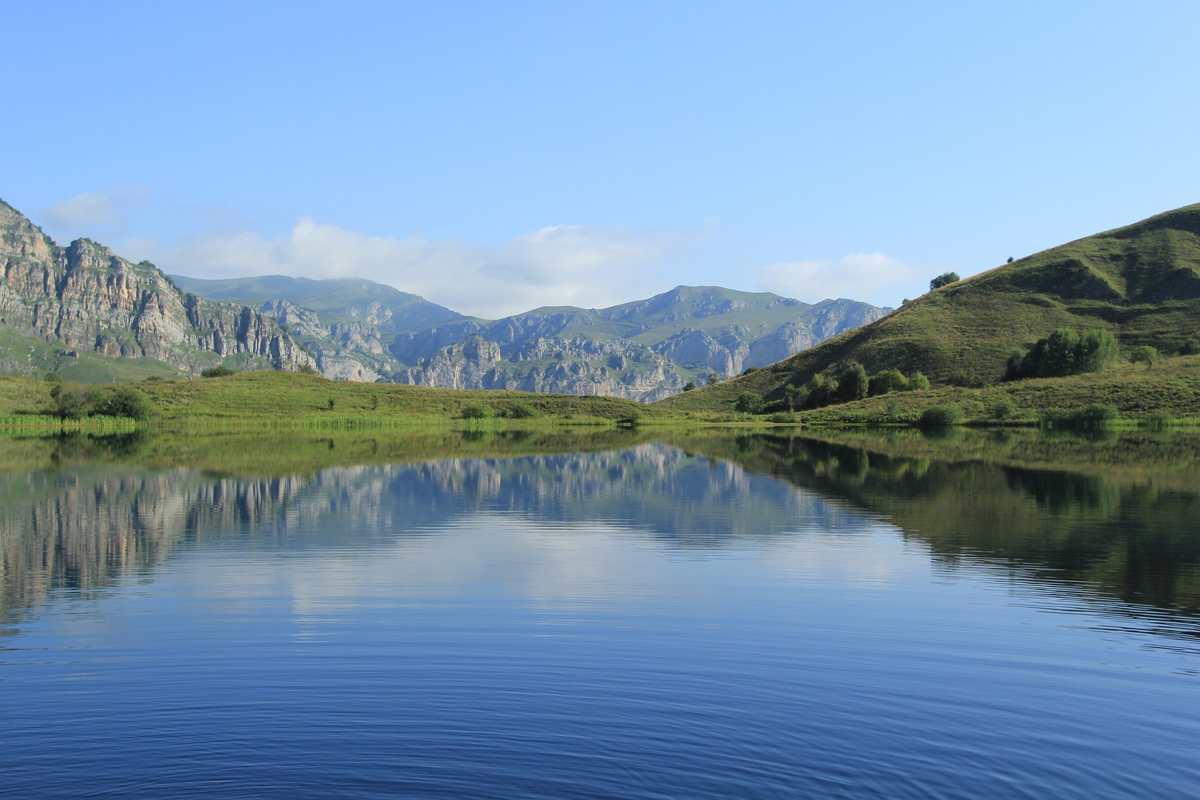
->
[659,203,1200,412]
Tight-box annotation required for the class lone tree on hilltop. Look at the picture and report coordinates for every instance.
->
[930,271,961,291]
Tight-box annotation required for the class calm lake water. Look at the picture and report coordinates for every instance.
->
[2,428,1199,799]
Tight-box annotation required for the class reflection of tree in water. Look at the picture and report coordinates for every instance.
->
[691,431,1200,621]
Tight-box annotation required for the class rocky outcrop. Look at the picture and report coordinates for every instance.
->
[0,200,314,375]
[394,334,685,401]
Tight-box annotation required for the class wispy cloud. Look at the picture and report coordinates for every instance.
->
[42,185,149,235]
[150,219,695,318]
[756,252,926,307]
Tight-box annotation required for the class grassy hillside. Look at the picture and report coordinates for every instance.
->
[659,204,1200,412]
[798,354,1200,425]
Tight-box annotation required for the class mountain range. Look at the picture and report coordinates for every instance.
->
[0,198,889,400]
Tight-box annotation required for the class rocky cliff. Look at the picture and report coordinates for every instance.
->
[0,199,314,376]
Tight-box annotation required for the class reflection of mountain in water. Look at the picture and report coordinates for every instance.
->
[0,441,867,625]
[2,430,1198,641]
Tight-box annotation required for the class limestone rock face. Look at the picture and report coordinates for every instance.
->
[0,199,314,375]
[394,335,685,401]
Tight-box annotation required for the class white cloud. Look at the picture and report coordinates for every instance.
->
[42,185,149,233]
[756,252,926,307]
[149,218,693,318]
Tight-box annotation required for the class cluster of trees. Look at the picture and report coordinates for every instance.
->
[47,374,154,421]
[775,364,930,412]
[1005,329,1118,380]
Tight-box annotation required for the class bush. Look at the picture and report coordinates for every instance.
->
[1130,345,1158,369]
[682,381,696,392]
[95,386,154,421]
[1070,403,1119,426]
[1142,411,1174,429]
[460,403,494,420]
[768,411,796,424]
[908,372,931,391]
[508,401,538,419]
[44,371,63,384]
[919,404,964,428]
[1007,329,1119,380]
[947,368,982,388]
[298,363,319,375]
[201,366,236,378]
[835,362,869,403]
[55,389,90,420]
[1181,337,1200,356]
[868,369,909,396]
[735,391,765,414]
[988,397,1017,421]
[741,366,760,375]
[802,374,838,409]
[930,271,961,291]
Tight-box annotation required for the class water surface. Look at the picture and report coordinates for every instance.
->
[2,429,1198,798]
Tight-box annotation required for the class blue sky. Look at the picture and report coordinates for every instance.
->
[5,0,1199,317]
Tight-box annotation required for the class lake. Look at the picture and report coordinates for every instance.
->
[2,427,1198,798]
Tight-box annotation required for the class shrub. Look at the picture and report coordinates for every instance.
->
[908,372,931,391]
[1068,403,1119,427]
[869,369,909,396]
[508,401,538,419]
[735,391,765,414]
[988,397,1017,421]
[1142,411,1174,429]
[1181,337,1200,356]
[201,365,236,378]
[919,404,964,428]
[460,403,494,420]
[44,371,63,384]
[682,381,696,392]
[885,399,902,422]
[779,384,801,411]
[1130,345,1158,369]
[298,363,319,375]
[327,398,336,411]
[55,389,90,420]
[1008,329,1118,380]
[768,411,796,424]
[947,368,982,388]
[930,271,960,291]
[835,362,869,403]
[741,366,760,375]
[95,386,154,421]
[802,373,839,409]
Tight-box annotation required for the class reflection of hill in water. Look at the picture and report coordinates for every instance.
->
[670,430,1200,620]
[2,429,1198,639]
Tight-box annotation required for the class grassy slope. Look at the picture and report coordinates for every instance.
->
[800,354,1200,424]
[659,204,1200,413]
[0,371,670,425]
